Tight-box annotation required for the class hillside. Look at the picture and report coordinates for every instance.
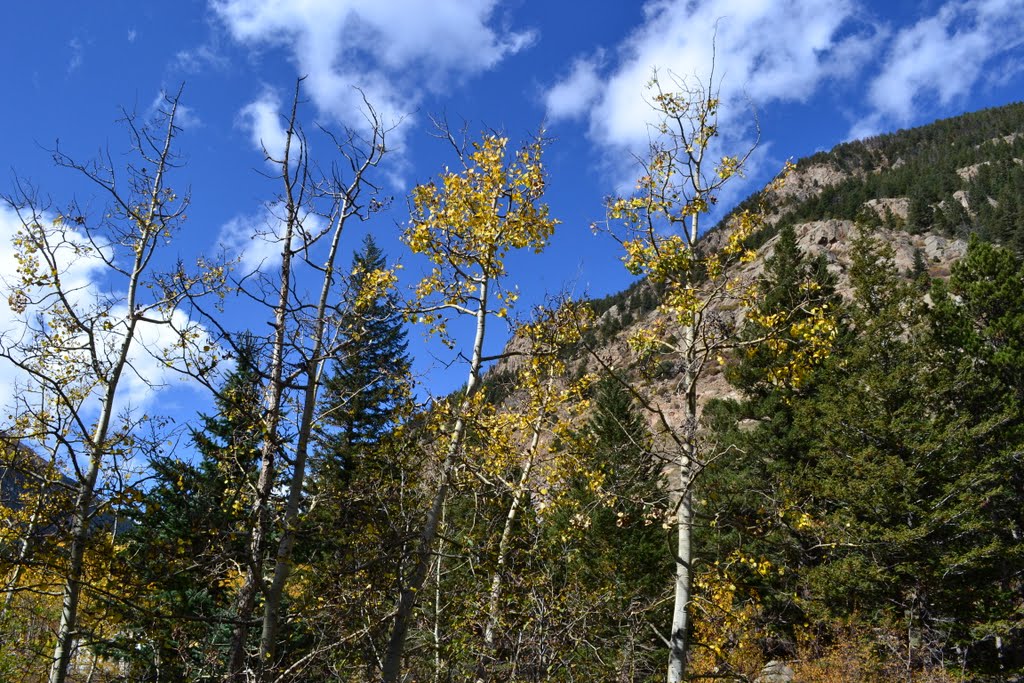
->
[477,102,1024,681]
[528,102,1024,416]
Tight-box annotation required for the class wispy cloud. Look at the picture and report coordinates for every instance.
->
[237,88,287,161]
[216,201,325,275]
[212,0,536,146]
[67,37,84,74]
[851,0,1024,139]
[172,41,229,74]
[149,92,202,130]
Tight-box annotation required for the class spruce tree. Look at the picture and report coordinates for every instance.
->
[923,239,1024,665]
[296,235,414,676]
[319,235,411,467]
[728,222,839,399]
[714,234,1024,674]
[537,374,669,680]
[108,337,264,680]
[585,374,666,596]
[701,223,842,659]
[781,233,1024,674]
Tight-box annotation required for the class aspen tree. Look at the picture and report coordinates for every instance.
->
[0,88,215,683]
[474,302,593,680]
[382,130,557,682]
[601,70,827,681]
[214,80,391,682]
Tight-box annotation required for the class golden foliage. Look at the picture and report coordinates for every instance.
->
[403,134,558,345]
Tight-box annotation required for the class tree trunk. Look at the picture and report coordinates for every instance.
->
[51,330,143,683]
[257,194,350,674]
[476,415,543,681]
[226,565,260,682]
[47,93,180,683]
[48,458,100,683]
[433,503,446,683]
[257,362,316,671]
[667,210,700,683]
[225,252,290,682]
[667,485,694,683]
[225,215,291,682]
[226,84,301,682]
[382,280,488,683]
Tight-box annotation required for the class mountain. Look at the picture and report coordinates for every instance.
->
[520,101,1024,411]
[0,433,74,512]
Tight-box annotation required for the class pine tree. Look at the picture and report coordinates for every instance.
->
[712,234,1024,674]
[108,337,264,680]
[699,224,842,663]
[536,374,669,680]
[582,375,666,598]
[319,234,411,471]
[728,222,840,399]
[912,238,1024,671]
[291,235,414,676]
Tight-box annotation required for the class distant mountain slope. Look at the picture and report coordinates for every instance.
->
[744,100,1024,251]
[489,100,1024,419]
[0,434,73,511]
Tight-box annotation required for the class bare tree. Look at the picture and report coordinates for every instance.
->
[182,79,394,683]
[0,87,211,683]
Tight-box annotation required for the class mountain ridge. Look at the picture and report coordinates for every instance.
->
[488,100,1024,428]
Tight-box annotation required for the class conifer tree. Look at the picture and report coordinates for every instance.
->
[728,223,839,398]
[710,232,1024,674]
[699,223,841,666]
[922,238,1024,666]
[295,236,414,677]
[109,336,264,680]
[546,374,668,678]
[319,234,411,471]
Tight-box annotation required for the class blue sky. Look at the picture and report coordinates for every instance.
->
[2,0,1024,419]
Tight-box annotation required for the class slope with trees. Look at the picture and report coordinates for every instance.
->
[1,73,1024,683]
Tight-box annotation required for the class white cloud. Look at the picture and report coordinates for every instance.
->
[217,204,285,273]
[237,88,288,161]
[114,305,217,410]
[544,55,603,123]
[0,205,109,320]
[0,204,215,422]
[175,104,202,130]
[172,41,229,74]
[128,28,137,43]
[216,201,326,275]
[149,92,202,130]
[67,37,84,74]
[212,0,536,143]
[545,0,876,183]
[851,0,1024,139]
